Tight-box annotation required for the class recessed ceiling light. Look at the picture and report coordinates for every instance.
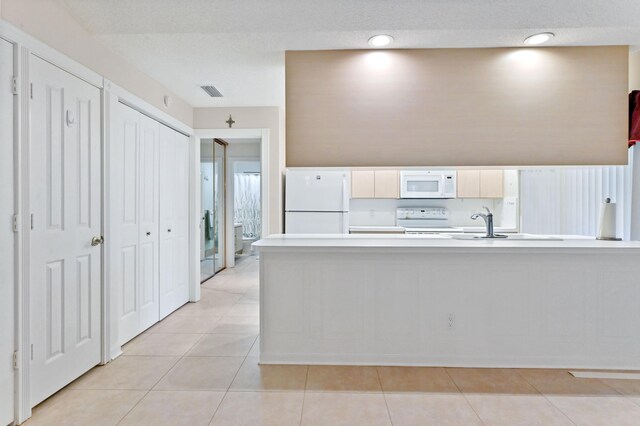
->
[368,34,394,48]
[524,32,555,46]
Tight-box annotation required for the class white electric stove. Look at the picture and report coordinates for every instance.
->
[396,207,463,234]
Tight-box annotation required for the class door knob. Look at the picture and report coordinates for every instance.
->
[91,236,104,246]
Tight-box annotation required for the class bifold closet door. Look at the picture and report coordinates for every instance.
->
[159,126,190,319]
[0,37,15,425]
[111,102,160,345]
[29,56,102,406]
[138,114,161,331]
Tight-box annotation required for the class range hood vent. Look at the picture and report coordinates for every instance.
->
[201,85,223,97]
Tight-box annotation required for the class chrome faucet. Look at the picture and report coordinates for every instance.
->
[471,207,506,238]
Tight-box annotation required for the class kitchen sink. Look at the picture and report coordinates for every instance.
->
[446,233,563,241]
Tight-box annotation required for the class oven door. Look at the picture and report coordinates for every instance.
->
[400,172,445,198]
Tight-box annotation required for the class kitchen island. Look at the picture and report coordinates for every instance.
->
[254,234,640,369]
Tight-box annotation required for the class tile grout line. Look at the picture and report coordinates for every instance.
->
[443,368,486,426]
[513,369,578,426]
[114,354,183,425]
[298,363,311,426]
[375,367,394,426]
[207,345,253,425]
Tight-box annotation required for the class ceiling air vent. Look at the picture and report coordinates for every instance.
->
[201,85,223,97]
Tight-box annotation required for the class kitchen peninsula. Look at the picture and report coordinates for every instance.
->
[254,234,640,369]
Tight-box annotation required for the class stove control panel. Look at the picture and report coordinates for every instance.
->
[396,207,450,220]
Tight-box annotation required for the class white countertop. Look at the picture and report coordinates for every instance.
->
[254,233,640,251]
[349,225,519,233]
[349,226,406,233]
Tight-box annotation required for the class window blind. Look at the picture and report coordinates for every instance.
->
[520,152,633,239]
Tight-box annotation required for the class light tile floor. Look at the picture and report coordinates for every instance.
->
[26,255,640,425]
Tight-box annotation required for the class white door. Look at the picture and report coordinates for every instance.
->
[110,102,142,344]
[285,170,349,212]
[0,37,15,425]
[159,126,189,318]
[29,56,102,405]
[111,103,161,345]
[138,114,160,332]
[285,212,348,234]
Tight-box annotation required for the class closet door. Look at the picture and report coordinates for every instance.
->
[159,126,189,318]
[29,56,102,405]
[138,114,160,331]
[111,102,142,344]
[0,37,15,425]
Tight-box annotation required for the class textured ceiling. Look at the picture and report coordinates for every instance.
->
[62,0,640,107]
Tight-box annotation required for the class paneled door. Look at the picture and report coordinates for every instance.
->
[159,126,189,319]
[29,56,102,405]
[137,114,160,332]
[110,102,142,344]
[111,102,161,345]
[0,37,15,425]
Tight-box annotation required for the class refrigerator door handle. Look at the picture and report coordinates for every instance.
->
[342,175,349,211]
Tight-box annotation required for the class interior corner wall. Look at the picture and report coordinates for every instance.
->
[631,49,640,91]
[194,107,284,235]
[1,0,193,126]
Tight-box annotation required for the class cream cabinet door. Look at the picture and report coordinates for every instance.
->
[351,171,375,198]
[374,170,399,198]
[457,170,481,198]
[479,170,504,198]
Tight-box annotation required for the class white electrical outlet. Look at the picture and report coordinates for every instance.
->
[447,313,455,330]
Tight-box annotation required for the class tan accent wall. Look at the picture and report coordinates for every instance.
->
[631,50,640,91]
[194,107,285,234]
[1,0,193,126]
[286,47,629,167]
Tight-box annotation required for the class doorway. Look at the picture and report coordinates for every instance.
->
[201,138,227,282]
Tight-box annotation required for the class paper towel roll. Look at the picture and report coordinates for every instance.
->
[597,198,620,240]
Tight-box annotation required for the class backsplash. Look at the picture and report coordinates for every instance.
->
[350,198,513,227]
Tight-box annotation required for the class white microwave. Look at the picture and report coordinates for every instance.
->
[400,170,457,199]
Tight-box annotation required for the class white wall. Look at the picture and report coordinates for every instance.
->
[194,107,284,234]
[1,0,193,126]
[350,198,508,228]
[631,49,640,91]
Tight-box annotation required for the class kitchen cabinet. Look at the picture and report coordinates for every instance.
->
[456,170,481,198]
[351,170,399,199]
[457,170,504,198]
[374,170,399,198]
[479,170,504,198]
[351,171,375,198]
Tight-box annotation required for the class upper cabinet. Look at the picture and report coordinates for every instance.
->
[351,170,375,198]
[479,170,504,198]
[352,170,399,199]
[457,170,504,198]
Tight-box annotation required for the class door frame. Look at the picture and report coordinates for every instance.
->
[104,82,194,360]
[193,129,269,276]
[226,155,261,266]
[0,19,196,423]
[0,19,107,424]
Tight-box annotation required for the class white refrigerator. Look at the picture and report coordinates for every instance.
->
[285,169,350,234]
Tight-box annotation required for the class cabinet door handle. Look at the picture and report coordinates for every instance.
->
[146,232,151,236]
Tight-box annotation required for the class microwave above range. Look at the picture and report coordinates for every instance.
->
[399,170,457,199]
